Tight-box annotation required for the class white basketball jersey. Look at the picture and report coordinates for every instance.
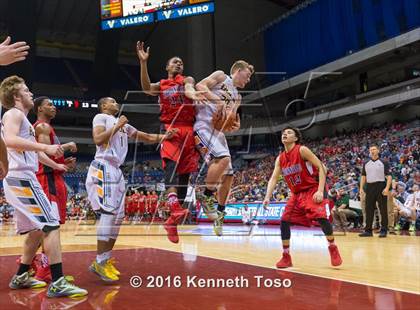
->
[2,109,38,172]
[194,75,240,131]
[92,113,137,166]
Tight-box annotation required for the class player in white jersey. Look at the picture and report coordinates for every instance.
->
[86,97,176,282]
[194,60,254,236]
[0,36,30,180]
[0,75,87,298]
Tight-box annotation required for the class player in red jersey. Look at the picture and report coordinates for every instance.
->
[32,96,78,281]
[138,191,146,218]
[149,190,159,217]
[263,126,342,268]
[130,189,140,219]
[137,41,205,243]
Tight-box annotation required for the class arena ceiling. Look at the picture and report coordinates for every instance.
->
[0,0,299,55]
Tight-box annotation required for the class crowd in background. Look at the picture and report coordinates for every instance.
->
[1,121,418,230]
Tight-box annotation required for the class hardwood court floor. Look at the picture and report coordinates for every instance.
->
[0,221,419,309]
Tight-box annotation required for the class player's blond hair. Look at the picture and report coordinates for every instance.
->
[0,75,25,109]
[230,60,254,75]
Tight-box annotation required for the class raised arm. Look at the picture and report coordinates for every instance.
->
[195,70,227,103]
[136,41,160,96]
[0,36,30,66]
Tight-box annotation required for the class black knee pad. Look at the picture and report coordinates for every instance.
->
[164,159,179,187]
[280,221,291,240]
[317,218,333,236]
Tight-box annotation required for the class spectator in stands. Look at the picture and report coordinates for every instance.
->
[395,182,409,203]
[395,184,419,232]
[332,188,358,229]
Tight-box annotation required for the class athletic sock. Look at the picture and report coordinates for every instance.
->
[16,263,30,276]
[50,263,63,282]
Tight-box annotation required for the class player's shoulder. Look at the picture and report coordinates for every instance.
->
[215,70,227,78]
[208,70,226,81]
[93,113,112,120]
[34,122,51,133]
[3,108,23,118]
[3,108,24,122]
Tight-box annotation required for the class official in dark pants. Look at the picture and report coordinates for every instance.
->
[359,145,392,238]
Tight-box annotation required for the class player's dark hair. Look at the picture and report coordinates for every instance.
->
[282,126,302,144]
[33,96,50,114]
[97,97,110,112]
[166,56,182,66]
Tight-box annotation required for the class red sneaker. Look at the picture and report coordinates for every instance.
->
[164,222,180,244]
[328,244,342,267]
[276,253,293,268]
[34,262,52,282]
[164,200,189,244]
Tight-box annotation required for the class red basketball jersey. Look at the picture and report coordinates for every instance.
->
[279,144,319,194]
[150,194,158,207]
[33,121,65,175]
[159,75,195,125]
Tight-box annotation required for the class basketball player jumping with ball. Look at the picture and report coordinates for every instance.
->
[194,60,254,236]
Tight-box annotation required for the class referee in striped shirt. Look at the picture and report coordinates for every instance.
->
[359,144,392,238]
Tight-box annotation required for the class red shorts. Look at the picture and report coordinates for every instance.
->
[37,173,67,224]
[161,124,199,175]
[150,203,157,214]
[281,187,331,227]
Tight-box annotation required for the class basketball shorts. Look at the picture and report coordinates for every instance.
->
[194,126,233,175]
[161,124,199,175]
[4,171,60,234]
[281,187,331,226]
[37,172,67,224]
[86,160,126,219]
[399,206,413,218]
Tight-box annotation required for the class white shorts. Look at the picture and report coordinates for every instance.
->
[3,171,60,234]
[86,160,126,218]
[400,206,414,218]
[194,127,233,175]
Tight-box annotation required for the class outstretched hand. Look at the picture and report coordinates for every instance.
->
[136,41,150,62]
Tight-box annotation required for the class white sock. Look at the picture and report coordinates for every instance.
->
[96,252,110,264]
[103,251,111,261]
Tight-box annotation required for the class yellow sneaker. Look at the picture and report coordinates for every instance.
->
[105,258,121,277]
[89,261,119,282]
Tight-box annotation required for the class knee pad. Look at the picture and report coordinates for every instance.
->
[97,213,116,242]
[110,217,123,240]
[280,221,291,240]
[317,218,333,236]
[164,159,179,187]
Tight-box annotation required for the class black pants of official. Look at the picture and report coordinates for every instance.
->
[365,182,388,232]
